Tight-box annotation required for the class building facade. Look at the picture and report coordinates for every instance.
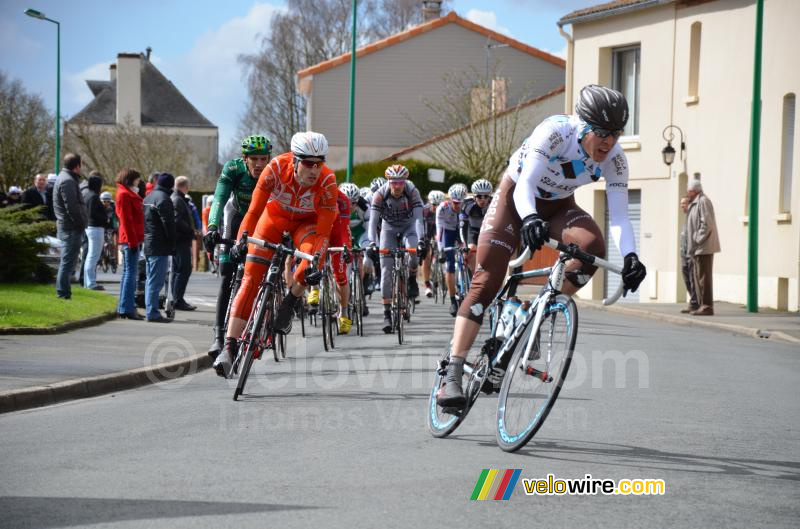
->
[559,0,798,310]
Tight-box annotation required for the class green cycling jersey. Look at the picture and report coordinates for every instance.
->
[207,158,259,230]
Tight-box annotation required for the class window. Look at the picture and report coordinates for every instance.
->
[780,93,796,214]
[688,22,701,100]
[612,46,640,136]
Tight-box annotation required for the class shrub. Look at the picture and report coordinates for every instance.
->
[0,205,56,283]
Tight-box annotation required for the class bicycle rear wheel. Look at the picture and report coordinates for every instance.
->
[427,344,490,438]
[496,295,578,452]
[352,274,364,337]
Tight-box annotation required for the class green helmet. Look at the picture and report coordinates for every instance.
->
[241,134,272,156]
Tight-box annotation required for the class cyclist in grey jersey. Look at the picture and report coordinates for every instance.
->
[437,184,467,316]
[436,85,648,409]
[368,165,425,333]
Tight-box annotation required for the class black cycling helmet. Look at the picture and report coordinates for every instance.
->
[575,84,629,132]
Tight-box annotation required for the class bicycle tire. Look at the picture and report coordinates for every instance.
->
[427,344,490,438]
[272,287,283,361]
[321,275,333,351]
[352,273,364,337]
[396,275,405,345]
[233,288,273,400]
[496,295,578,452]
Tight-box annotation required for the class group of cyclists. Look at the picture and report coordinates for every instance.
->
[201,84,648,411]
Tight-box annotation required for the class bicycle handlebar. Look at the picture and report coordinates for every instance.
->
[379,247,417,255]
[509,239,625,306]
[246,237,315,263]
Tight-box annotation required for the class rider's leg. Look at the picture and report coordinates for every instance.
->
[404,228,420,300]
[467,243,477,274]
[379,226,396,333]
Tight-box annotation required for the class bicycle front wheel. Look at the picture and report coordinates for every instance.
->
[496,295,578,452]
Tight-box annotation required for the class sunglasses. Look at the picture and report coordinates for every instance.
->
[475,194,491,200]
[592,127,624,139]
[297,158,324,168]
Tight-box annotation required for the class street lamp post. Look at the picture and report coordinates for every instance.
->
[24,8,60,175]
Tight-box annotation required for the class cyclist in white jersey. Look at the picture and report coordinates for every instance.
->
[436,85,648,408]
[437,183,467,316]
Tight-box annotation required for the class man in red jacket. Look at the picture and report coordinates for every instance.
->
[115,168,145,319]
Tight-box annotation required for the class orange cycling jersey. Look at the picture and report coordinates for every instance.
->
[237,152,338,257]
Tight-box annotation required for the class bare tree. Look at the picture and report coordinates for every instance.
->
[238,0,450,152]
[408,66,533,184]
[64,117,190,184]
[0,71,54,191]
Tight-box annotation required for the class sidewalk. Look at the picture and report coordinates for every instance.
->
[0,272,219,413]
[517,284,800,344]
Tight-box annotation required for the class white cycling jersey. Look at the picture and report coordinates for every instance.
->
[505,114,636,256]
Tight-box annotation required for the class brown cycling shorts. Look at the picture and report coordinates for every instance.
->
[457,176,605,324]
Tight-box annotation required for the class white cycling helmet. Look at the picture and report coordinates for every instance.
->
[471,179,493,195]
[428,190,445,205]
[448,183,468,202]
[339,182,360,202]
[384,164,410,181]
[359,187,372,201]
[370,177,387,192]
[290,131,328,158]
[100,191,113,201]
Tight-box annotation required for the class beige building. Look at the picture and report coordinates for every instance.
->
[67,52,218,188]
[558,0,798,310]
[297,9,565,170]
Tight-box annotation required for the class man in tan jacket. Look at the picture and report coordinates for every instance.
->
[686,179,721,315]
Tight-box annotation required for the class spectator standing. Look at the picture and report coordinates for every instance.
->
[685,179,720,316]
[53,153,88,299]
[115,169,145,319]
[143,172,176,322]
[171,176,197,311]
[82,173,110,290]
[22,174,48,210]
[679,196,699,313]
[145,172,158,196]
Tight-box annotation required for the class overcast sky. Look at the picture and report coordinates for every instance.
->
[1,0,598,154]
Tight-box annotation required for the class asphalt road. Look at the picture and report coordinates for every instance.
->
[1,277,798,529]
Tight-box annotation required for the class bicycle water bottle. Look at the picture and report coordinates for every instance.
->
[507,300,531,339]
[494,296,521,340]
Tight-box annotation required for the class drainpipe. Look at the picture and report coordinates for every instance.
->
[557,23,573,114]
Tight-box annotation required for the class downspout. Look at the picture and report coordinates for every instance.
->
[557,22,574,114]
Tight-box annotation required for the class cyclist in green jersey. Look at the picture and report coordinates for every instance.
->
[203,135,272,357]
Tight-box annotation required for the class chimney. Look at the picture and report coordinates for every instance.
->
[116,53,142,126]
[422,1,442,23]
[109,64,116,82]
[146,46,152,61]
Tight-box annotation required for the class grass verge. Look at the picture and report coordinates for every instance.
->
[0,283,117,329]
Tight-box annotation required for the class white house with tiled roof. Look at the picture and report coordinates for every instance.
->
[297,9,566,169]
[558,0,799,310]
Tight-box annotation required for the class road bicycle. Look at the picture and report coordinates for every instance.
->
[230,233,316,401]
[430,244,446,304]
[348,246,367,337]
[441,245,471,308]
[380,244,416,345]
[427,238,624,452]
[99,229,118,273]
[319,247,347,351]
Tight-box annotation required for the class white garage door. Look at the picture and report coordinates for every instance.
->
[605,190,641,302]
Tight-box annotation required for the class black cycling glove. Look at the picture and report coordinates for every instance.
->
[202,227,220,254]
[521,214,550,253]
[621,252,647,294]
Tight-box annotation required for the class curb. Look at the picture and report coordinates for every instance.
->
[0,312,118,335]
[575,301,800,344]
[0,353,212,414]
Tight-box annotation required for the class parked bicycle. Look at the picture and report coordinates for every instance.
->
[427,238,624,452]
[229,233,316,401]
[100,229,118,274]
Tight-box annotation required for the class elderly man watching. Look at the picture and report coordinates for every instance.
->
[22,174,48,210]
[685,179,720,316]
